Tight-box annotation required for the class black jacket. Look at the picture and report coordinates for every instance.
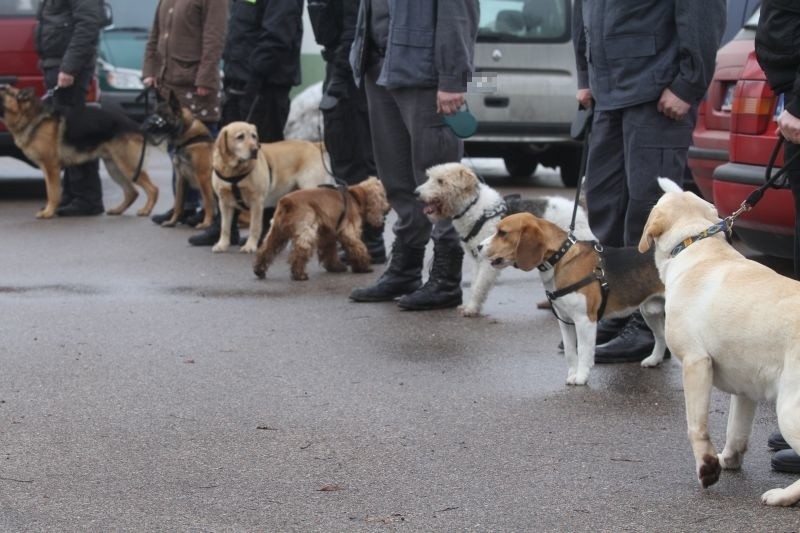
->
[308,0,358,73]
[223,0,303,87]
[756,0,800,117]
[35,0,104,75]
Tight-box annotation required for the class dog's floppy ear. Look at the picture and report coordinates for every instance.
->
[639,208,666,253]
[216,128,232,165]
[514,220,547,272]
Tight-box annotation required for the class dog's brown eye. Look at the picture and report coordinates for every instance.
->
[497,230,506,237]
[437,179,443,185]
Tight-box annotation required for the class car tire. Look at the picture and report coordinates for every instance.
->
[503,153,538,177]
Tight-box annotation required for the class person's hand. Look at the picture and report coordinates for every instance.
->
[576,88,593,109]
[658,88,691,120]
[142,77,157,88]
[437,90,465,115]
[57,72,74,88]
[196,86,211,97]
[777,109,800,144]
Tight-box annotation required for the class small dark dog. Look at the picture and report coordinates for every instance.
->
[142,90,215,228]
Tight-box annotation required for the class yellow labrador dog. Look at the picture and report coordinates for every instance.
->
[212,121,333,253]
[640,178,800,506]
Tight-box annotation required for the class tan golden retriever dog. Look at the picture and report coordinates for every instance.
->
[640,178,800,506]
[252,177,389,281]
[212,121,333,253]
[0,85,158,219]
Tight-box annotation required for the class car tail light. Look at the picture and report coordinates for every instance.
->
[86,75,101,103]
[730,79,774,135]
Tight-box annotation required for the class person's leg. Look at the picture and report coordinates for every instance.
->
[769,139,800,473]
[324,79,385,263]
[394,85,464,310]
[583,109,627,248]
[349,62,425,302]
[252,84,291,143]
[45,66,104,216]
[596,101,695,363]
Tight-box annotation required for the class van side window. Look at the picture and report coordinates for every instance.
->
[478,0,569,42]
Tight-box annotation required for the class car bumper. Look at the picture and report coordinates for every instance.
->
[713,161,795,257]
[688,145,728,201]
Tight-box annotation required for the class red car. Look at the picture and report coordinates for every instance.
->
[688,14,758,201]
[712,49,795,258]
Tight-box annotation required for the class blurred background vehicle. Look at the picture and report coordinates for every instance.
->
[712,44,794,258]
[96,0,156,121]
[688,9,760,201]
[465,0,581,187]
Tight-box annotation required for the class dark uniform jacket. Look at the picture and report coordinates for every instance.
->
[756,0,800,117]
[349,0,479,92]
[35,0,105,74]
[223,0,304,87]
[573,0,725,111]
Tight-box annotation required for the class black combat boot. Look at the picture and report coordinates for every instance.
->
[594,311,655,363]
[396,240,463,311]
[188,209,240,246]
[349,242,424,302]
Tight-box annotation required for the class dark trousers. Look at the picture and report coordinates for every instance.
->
[785,140,800,280]
[42,66,103,208]
[222,80,290,142]
[322,65,376,185]
[585,100,696,247]
[363,60,461,249]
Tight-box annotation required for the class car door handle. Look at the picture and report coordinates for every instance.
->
[484,96,509,108]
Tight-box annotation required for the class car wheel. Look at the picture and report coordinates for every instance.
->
[503,153,538,177]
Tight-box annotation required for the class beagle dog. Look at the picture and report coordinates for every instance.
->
[479,212,667,385]
[640,178,800,506]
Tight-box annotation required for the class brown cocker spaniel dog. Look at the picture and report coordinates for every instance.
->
[252,177,390,281]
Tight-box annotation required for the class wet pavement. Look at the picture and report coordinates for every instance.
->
[0,153,798,531]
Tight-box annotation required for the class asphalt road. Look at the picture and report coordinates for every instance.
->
[0,152,798,531]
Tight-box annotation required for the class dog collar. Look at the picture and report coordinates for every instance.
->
[537,233,577,271]
[546,242,610,324]
[452,194,480,220]
[670,219,731,257]
[214,168,251,211]
[462,201,507,244]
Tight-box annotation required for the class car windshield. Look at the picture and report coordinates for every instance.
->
[478,0,570,43]
[0,0,39,16]
[106,0,158,30]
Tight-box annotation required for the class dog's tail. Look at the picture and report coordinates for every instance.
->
[657,177,683,194]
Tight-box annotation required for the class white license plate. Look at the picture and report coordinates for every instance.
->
[721,83,735,112]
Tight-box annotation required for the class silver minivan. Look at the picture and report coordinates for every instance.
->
[465,0,580,186]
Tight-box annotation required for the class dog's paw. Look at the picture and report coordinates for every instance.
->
[640,354,663,368]
[761,487,800,507]
[160,219,177,228]
[458,305,480,317]
[136,207,152,217]
[239,241,258,254]
[212,242,229,253]
[291,272,309,281]
[36,208,56,219]
[717,450,744,470]
[698,453,721,488]
[566,370,588,386]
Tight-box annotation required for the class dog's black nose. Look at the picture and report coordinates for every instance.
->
[413,190,420,197]
[250,148,258,159]
[477,244,483,251]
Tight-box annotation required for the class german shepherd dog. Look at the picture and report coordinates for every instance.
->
[0,85,158,219]
[141,90,215,229]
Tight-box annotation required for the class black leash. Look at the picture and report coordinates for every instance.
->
[568,105,592,235]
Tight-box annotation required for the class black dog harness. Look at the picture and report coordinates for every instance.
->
[318,181,350,230]
[453,195,508,246]
[542,236,610,324]
[214,159,273,212]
